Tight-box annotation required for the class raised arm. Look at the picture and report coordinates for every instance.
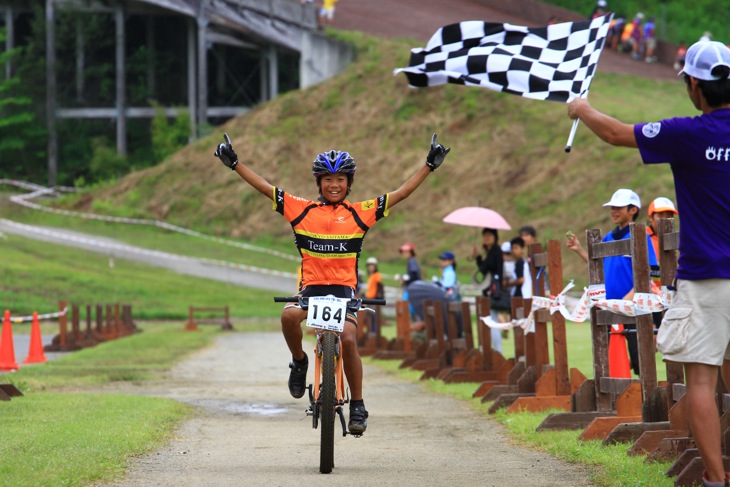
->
[388,133,451,209]
[567,98,638,148]
[214,133,274,201]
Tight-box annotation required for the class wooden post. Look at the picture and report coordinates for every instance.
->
[185,306,198,331]
[95,304,104,337]
[396,301,412,353]
[58,300,68,349]
[587,228,612,412]
[71,304,81,345]
[530,243,550,381]
[630,222,659,414]
[548,240,571,396]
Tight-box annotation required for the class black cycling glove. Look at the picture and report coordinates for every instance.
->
[425,133,451,172]
[214,133,238,170]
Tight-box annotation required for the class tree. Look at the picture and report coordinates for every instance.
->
[0,27,45,181]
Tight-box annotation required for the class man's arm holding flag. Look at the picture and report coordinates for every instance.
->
[567,98,637,148]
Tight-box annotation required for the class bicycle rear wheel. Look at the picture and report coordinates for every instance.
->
[319,332,336,474]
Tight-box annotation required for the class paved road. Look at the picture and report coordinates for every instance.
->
[0,219,298,294]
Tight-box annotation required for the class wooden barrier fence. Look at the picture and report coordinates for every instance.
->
[185,306,234,331]
[44,301,138,352]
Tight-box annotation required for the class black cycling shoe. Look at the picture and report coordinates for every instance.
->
[288,354,308,399]
[348,402,368,434]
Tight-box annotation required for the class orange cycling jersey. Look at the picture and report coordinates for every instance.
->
[273,187,390,289]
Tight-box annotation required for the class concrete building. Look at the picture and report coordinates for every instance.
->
[1,0,353,185]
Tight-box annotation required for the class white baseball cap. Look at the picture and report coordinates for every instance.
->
[679,41,730,81]
[500,242,512,253]
[603,189,641,209]
[366,256,378,265]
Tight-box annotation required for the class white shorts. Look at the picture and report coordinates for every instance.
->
[657,279,730,366]
[320,7,335,19]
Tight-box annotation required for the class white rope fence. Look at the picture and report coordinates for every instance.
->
[482,281,674,333]
[7,307,69,324]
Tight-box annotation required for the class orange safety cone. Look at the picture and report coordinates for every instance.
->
[24,312,47,364]
[608,324,631,378]
[0,310,19,372]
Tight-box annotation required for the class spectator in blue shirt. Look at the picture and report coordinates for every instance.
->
[566,188,658,376]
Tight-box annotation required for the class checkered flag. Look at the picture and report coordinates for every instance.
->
[394,14,613,103]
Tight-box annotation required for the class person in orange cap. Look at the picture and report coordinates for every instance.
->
[646,196,679,259]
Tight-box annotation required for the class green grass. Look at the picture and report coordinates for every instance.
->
[7,322,218,391]
[0,232,285,319]
[0,393,190,487]
[0,321,221,487]
[368,358,675,487]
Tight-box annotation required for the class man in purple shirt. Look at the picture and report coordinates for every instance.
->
[567,41,730,487]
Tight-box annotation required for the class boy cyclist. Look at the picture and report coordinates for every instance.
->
[214,133,450,434]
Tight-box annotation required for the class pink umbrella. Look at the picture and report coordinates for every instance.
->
[442,207,511,230]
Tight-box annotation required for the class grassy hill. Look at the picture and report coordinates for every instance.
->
[58,30,693,286]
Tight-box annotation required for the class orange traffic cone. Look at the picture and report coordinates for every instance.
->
[24,312,47,364]
[608,324,631,378]
[0,310,19,372]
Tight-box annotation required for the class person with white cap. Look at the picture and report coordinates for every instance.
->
[567,40,730,487]
[566,188,659,377]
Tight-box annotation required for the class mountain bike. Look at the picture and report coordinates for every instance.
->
[273,295,385,474]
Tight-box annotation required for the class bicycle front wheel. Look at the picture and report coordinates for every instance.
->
[319,332,336,474]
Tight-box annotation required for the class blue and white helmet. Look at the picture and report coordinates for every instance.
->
[312,150,356,178]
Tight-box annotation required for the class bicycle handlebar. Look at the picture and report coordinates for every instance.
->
[273,296,386,307]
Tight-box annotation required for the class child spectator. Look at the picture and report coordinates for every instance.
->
[318,0,338,27]
[565,188,658,376]
[674,40,688,70]
[607,14,626,51]
[359,256,384,332]
[644,16,657,63]
[437,251,460,300]
[507,237,532,299]
[646,197,679,259]
[629,13,645,60]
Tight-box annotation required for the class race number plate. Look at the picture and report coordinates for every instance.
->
[305,296,349,332]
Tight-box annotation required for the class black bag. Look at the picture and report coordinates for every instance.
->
[488,275,512,311]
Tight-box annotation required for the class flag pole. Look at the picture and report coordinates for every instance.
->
[564,118,580,153]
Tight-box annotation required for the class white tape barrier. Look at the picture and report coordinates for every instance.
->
[0,219,298,280]
[8,307,69,324]
[482,281,674,333]
[1,179,300,263]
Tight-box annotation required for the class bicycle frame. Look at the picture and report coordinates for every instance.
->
[312,330,347,410]
[309,329,349,437]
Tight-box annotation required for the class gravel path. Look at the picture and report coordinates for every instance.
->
[97,332,597,487]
